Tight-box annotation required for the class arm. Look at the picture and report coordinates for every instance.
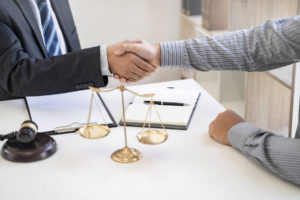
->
[161,15,300,71]
[0,17,156,98]
[115,16,300,72]
[0,20,105,97]
[210,110,300,185]
[229,122,300,185]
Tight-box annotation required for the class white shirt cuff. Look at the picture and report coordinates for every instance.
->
[100,45,113,77]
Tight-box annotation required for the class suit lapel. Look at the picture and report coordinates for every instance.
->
[14,0,48,57]
[50,0,74,51]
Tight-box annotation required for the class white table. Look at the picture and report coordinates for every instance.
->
[0,79,299,200]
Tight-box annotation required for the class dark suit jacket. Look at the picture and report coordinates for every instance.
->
[0,0,108,100]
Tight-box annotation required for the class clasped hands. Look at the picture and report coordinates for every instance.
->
[107,39,160,83]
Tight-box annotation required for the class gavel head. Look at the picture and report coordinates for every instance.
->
[16,120,38,143]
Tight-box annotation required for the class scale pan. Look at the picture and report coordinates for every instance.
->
[137,130,168,145]
[78,125,110,139]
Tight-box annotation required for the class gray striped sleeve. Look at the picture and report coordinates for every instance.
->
[229,122,300,185]
[160,15,300,186]
[160,16,300,71]
[161,41,190,68]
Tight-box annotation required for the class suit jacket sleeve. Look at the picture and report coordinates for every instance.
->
[0,9,107,99]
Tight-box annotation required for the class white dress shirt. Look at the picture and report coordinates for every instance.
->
[29,0,111,76]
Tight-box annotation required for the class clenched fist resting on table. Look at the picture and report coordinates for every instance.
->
[209,110,244,145]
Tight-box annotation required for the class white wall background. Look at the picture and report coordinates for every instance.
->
[68,0,182,86]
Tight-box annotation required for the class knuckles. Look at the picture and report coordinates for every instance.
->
[129,54,137,62]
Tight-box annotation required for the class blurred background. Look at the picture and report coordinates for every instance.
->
[69,0,182,86]
[68,0,300,138]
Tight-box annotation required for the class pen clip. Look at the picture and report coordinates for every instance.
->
[54,122,97,133]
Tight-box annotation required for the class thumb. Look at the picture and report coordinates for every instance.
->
[114,49,126,56]
[115,44,139,56]
[114,44,130,56]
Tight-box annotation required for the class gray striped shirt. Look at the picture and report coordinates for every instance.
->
[160,15,300,185]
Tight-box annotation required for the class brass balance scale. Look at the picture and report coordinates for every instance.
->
[77,84,168,163]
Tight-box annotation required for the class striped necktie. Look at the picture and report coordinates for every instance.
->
[37,0,62,57]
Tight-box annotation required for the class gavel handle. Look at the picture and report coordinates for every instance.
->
[0,132,17,141]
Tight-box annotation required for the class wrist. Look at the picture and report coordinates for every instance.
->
[100,45,112,76]
[228,122,261,152]
[106,45,114,73]
[154,44,161,67]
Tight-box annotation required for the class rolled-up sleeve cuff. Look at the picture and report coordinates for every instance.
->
[160,41,186,67]
[228,122,261,152]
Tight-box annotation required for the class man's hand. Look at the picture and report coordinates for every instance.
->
[114,40,161,67]
[209,110,244,145]
[107,40,158,83]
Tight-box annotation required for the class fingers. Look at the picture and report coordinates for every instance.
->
[114,74,131,84]
[118,77,129,83]
[122,65,144,82]
[127,55,157,81]
[134,55,157,73]
[114,74,119,79]
[115,39,144,56]
[114,41,160,68]
[128,68,142,81]
[120,54,155,81]
[113,65,148,83]
[109,45,155,83]
[131,64,148,77]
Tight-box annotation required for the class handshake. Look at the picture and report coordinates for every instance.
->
[107,40,161,83]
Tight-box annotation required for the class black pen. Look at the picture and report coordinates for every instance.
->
[144,101,189,106]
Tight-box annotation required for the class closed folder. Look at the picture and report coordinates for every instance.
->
[120,88,201,130]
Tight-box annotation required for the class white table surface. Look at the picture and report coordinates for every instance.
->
[0,79,299,200]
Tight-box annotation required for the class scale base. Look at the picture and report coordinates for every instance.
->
[111,147,142,163]
[1,134,57,162]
